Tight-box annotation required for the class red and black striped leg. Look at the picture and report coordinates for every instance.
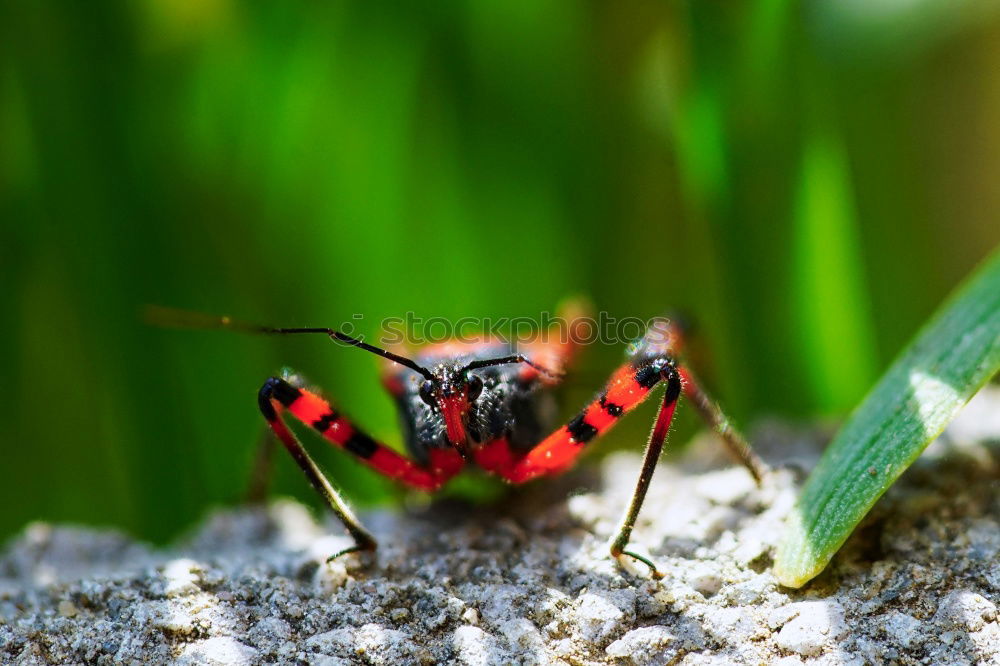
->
[609,367,681,579]
[678,366,769,484]
[503,358,677,483]
[497,356,681,576]
[259,379,377,557]
[258,375,466,559]
[260,377,464,491]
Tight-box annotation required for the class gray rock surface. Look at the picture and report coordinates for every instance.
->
[2,388,999,665]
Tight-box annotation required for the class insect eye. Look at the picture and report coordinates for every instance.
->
[419,380,436,407]
[466,374,483,401]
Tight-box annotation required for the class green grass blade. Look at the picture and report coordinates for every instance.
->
[774,246,1000,588]
[792,126,878,411]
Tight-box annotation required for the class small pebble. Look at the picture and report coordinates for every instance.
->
[774,600,848,656]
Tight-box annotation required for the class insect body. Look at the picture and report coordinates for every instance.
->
[250,303,769,578]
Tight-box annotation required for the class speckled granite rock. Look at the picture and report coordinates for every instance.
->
[2,388,999,665]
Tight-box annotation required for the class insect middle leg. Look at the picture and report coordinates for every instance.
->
[651,316,769,482]
[258,375,465,559]
[678,366,768,483]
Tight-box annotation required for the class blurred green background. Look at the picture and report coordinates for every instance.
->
[1,1,998,544]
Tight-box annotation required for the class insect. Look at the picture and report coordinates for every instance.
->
[151,302,767,578]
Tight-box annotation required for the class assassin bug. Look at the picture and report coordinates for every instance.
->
[151,302,768,578]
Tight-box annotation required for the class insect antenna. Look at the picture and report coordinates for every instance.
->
[144,305,435,380]
[462,354,562,379]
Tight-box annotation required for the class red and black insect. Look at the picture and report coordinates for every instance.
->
[154,303,767,578]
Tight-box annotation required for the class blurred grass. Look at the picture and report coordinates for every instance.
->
[1,0,998,543]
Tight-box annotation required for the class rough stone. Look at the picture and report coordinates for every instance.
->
[177,637,259,666]
[774,600,848,656]
[1,386,998,665]
[934,590,998,632]
[605,625,676,665]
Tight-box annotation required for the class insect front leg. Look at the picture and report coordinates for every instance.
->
[259,377,377,558]
[258,374,466,561]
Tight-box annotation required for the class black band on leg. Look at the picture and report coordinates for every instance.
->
[566,413,598,444]
[634,365,661,389]
[663,366,682,405]
[258,377,302,421]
